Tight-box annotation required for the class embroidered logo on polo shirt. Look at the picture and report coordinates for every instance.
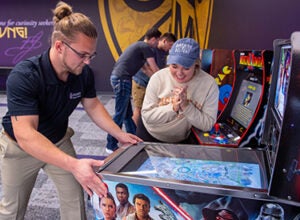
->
[69,92,81,99]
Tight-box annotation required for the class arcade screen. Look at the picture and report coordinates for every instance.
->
[116,144,268,190]
[229,80,262,129]
[123,156,262,189]
[274,45,292,119]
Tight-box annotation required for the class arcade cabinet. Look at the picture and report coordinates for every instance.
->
[201,49,235,116]
[261,32,300,206]
[193,49,273,148]
[91,33,300,219]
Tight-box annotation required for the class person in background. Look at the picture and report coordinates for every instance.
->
[0,1,141,220]
[123,193,153,220]
[137,38,219,143]
[106,27,161,154]
[131,32,177,125]
[115,183,135,219]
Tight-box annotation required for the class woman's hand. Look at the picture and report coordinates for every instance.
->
[172,86,188,112]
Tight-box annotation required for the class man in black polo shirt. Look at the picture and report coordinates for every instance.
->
[0,1,141,220]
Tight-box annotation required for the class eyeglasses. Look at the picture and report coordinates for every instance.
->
[62,41,97,61]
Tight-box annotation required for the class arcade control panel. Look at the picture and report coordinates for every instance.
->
[194,123,241,146]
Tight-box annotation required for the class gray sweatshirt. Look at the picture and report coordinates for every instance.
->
[141,67,219,143]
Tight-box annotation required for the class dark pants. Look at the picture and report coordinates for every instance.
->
[106,75,136,151]
[136,116,198,145]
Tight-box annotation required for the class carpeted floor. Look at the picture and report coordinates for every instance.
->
[0,93,115,219]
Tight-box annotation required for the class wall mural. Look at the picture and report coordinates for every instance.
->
[0,14,53,67]
[98,0,213,61]
[0,0,213,91]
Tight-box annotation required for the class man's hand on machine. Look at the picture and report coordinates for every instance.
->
[71,158,108,198]
[116,131,143,146]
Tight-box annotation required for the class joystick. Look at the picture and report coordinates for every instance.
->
[210,123,228,144]
[210,123,223,138]
[214,123,220,136]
